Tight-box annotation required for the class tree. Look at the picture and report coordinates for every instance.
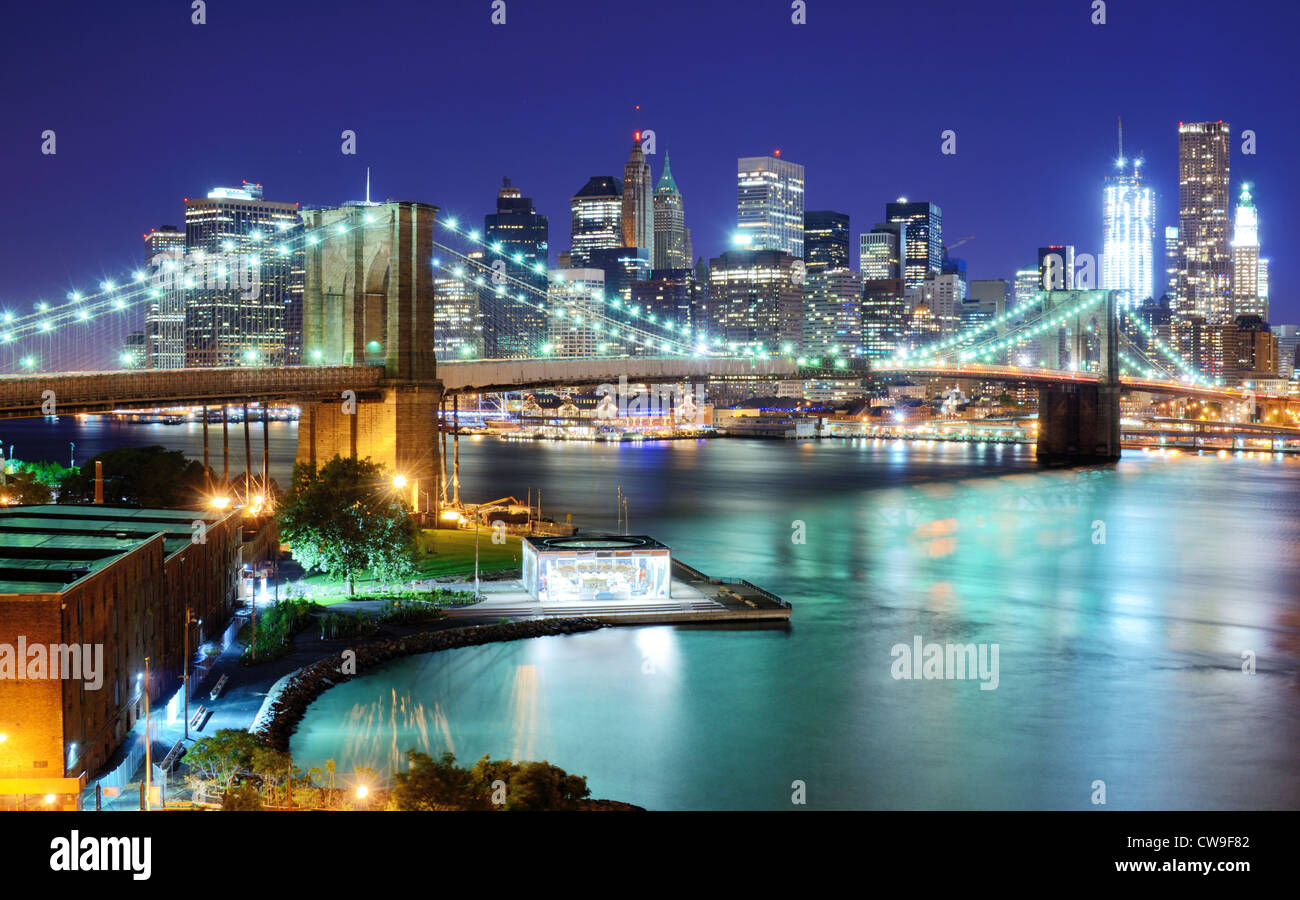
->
[221,783,264,810]
[2,471,52,505]
[470,755,590,810]
[184,729,265,799]
[57,445,210,507]
[390,750,488,811]
[277,455,417,594]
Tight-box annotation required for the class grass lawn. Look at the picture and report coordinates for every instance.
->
[297,528,522,601]
[414,528,522,577]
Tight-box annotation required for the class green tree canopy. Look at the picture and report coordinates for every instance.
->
[185,729,266,793]
[390,750,488,811]
[57,445,210,507]
[277,455,416,594]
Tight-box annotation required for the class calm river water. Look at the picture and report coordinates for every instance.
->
[9,417,1299,809]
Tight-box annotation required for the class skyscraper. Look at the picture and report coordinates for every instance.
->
[1013,267,1040,314]
[803,211,850,274]
[1230,182,1264,320]
[707,249,804,351]
[1177,121,1232,323]
[547,268,606,357]
[861,279,908,359]
[884,200,942,288]
[652,154,692,271]
[569,176,622,268]
[803,267,860,356]
[182,182,302,368]
[1102,148,1155,307]
[860,224,904,281]
[1038,245,1075,291]
[622,134,654,268]
[142,226,185,369]
[737,153,805,256]
[1164,226,1180,301]
[484,177,549,357]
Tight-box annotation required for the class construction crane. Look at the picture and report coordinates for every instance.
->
[943,235,975,260]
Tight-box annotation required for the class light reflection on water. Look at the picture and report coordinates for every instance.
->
[288,440,1300,809]
[11,418,1293,809]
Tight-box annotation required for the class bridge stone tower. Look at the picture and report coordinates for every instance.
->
[1036,290,1121,464]
[297,200,442,507]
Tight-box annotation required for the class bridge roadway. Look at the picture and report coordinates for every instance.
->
[0,357,799,417]
[872,361,1297,408]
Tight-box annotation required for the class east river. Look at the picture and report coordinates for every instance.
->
[8,416,1300,809]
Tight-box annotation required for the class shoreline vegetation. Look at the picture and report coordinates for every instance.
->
[213,617,643,810]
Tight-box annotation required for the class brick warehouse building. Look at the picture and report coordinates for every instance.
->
[0,506,242,806]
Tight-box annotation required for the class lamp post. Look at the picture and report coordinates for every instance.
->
[183,609,196,740]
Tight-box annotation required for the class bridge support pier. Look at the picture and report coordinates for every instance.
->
[1036,382,1121,466]
[295,385,443,518]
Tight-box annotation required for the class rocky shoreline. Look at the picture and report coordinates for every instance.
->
[253,617,608,752]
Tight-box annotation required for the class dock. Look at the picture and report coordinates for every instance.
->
[438,559,790,625]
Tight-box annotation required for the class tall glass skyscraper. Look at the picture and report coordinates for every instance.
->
[142,225,186,369]
[622,134,654,267]
[652,154,692,271]
[1102,157,1155,307]
[1164,226,1180,301]
[803,210,850,274]
[182,182,302,368]
[736,153,805,257]
[1231,182,1264,320]
[1177,121,1232,323]
[569,176,622,268]
[484,177,549,357]
[884,200,942,288]
[860,223,904,281]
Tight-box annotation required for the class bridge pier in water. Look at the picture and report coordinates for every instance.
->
[1036,382,1121,465]
[1035,290,1122,466]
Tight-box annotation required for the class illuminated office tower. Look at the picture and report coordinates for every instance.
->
[861,224,903,280]
[484,177,549,357]
[142,225,186,369]
[631,269,697,331]
[652,154,692,271]
[861,278,907,359]
[884,200,942,288]
[183,182,302,368]
[1037,245,1075,291]
[433,269,483,360]
[1275,324,1298,379]
[1164,226,1180,301]
[1013,267,1040,313]
[707,248,804,351]
[1258,258,1270,314]
[1177,121,1232,323]
[736,153,805,256]
[803,211,850,274]
[1231,182,1264,320]
[622,134,654,268]
[569,176,622,268]
[547,268,606,357]
[1102,152,1155,307]
[803,267,861,356]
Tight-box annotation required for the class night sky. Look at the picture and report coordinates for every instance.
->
[3,0,1297,350]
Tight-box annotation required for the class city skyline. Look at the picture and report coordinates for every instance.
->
[2,0,1293,327]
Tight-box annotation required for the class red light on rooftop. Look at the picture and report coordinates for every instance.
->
[634,131,640,141]
[774,148,782,158]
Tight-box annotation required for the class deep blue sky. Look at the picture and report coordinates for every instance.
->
[3,0,1297,339]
